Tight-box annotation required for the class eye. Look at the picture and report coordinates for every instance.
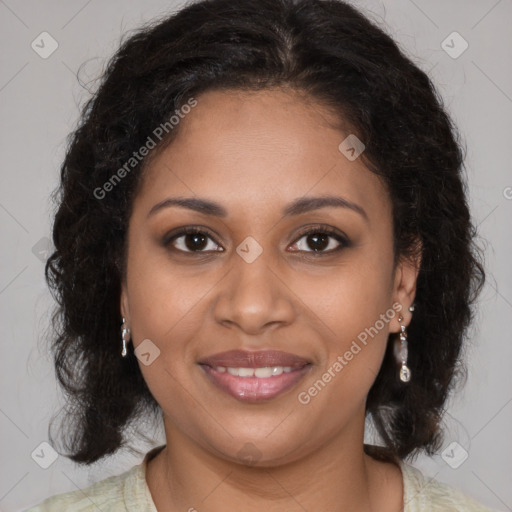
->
[163,225,350,255]
[164,227,224,253]
[289,226,349,254]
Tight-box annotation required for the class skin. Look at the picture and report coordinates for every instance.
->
[120,87,420,512]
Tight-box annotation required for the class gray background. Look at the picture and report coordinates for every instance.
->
[1,0,511,510]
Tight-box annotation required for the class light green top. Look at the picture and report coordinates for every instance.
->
[24,445,495,511]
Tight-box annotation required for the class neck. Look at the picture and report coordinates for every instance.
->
[146,413,403,512]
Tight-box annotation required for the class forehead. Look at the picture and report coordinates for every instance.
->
[134,88,390,222]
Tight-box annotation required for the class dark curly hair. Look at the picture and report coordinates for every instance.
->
[45,0,485,465]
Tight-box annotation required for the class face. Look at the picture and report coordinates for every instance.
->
[120,88,418,466]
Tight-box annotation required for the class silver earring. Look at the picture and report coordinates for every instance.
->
[408,303,415,312]
[394,313,411,382]
[121,317,131,357]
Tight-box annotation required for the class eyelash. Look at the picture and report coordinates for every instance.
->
[163,225,350,256]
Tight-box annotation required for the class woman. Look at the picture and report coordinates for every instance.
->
[25,0,491,510]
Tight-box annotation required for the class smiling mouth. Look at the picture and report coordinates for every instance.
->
[198,363,312,402]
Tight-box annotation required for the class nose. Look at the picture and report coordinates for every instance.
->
[212,249,296,336]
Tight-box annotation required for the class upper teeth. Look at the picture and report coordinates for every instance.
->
[215,366,293,377]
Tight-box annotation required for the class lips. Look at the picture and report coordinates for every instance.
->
[197,349,312,402]
[198,349,311,369]
[200,365,311,402]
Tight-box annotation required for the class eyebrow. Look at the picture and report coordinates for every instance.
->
[147,195,368,222]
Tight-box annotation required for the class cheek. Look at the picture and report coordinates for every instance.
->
[296,307,392,437]
[124,245,221,408]
[294,255,394,398]
[292,251,394,339]
[125,239,209,342]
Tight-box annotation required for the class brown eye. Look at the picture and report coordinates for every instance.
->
[165,228,223,253]
[289,227,349,254]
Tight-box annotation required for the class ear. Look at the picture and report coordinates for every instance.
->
[389,239,422,333]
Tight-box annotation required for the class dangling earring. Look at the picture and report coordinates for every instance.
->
[121,317,131,357]
[394,312,411,382]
